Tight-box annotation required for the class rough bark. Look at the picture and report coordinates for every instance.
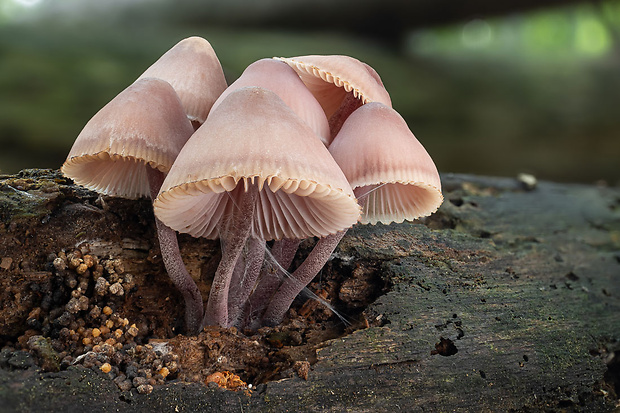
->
[0,169,618,412]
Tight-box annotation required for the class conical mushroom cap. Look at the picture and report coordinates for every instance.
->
[61,78,194,199]
[275,55,392,119]
[210,58,330,145]
[329,102,443,225]
[153,86,361,240]
[138,36,227,126]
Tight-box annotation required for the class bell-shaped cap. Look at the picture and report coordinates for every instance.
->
[210,58,330,145]
[329,102,443,225]
[275,55,392,119]
[138,36,227,126]
[153,86,361,240]
[61,78,194,199]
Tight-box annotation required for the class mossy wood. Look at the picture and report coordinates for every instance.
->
[0,169,618,412]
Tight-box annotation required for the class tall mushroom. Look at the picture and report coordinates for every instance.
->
[153,86,361,328]
[207,57,333,324]
[60,77,205,334]
[262,102,443,326]
[246,55,395,317]
[137,36,227,130]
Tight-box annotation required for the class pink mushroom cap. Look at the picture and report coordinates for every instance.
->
[329,102,443,225]
[61,78,194,199]
[210,58,330,145]
[138,36,227,126]
[153,86,361,240]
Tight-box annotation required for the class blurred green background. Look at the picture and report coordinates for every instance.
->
[1,0,619,185]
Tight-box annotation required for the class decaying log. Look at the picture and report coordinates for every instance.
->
[0,169,618,412]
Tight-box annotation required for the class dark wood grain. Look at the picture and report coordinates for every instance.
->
[0,170,618,412]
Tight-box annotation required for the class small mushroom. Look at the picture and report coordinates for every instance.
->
[153,86,360,328]
[262,102,442,326]
[275,55,392,138]
[137,36,227,129]
[329,102,443,224]
[61,78,204,334]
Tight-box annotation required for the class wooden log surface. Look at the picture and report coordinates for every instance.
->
[0,169,618,412]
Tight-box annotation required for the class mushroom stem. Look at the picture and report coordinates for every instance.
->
[261,187,370,326]
[146,167,204,334]
[243,264,280,329]
[203,184,258,328]
[328,92,364,140]
[240,238,301,329]
[261,230,347,327]
[272,238,301,271]
[227,236,265,327]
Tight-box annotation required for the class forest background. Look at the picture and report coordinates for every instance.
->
[0,0,619,185]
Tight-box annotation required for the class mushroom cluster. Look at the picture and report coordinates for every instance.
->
[61,36,443,334]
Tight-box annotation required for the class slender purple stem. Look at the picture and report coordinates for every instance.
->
[227,236,265,327]
[271,238,301,271]
[243,265,280,329]
[260,187,370,327]
[241,238,300,329]
[251,238,300,307]
[147,167,204,334]
[202,184,258,328]
[261,230,347,326]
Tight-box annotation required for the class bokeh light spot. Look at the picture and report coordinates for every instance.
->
[575,16,611,56]
[12,0,42,6]
[461,19,493,49]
